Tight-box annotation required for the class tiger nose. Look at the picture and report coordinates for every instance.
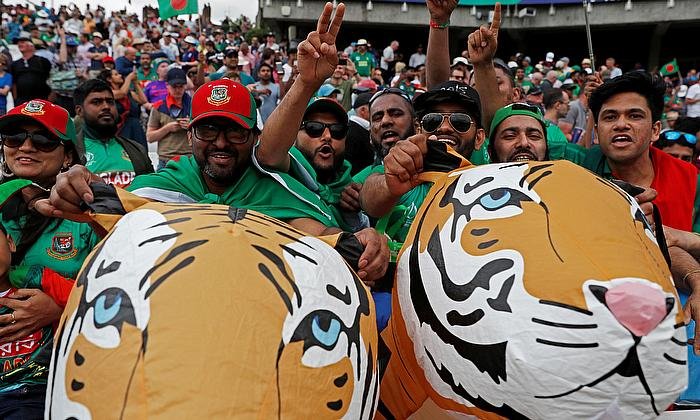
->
[592,283,670,337]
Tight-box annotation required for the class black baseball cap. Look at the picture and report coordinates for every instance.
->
[413,81,482,127]
[167,68,187,86]
[353,92,373,109]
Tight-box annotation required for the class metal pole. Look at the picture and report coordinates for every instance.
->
[583,0,595,71]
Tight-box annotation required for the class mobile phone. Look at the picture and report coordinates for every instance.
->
[338,58,347,66]
[571,127,583,144]
[275,61,284,74]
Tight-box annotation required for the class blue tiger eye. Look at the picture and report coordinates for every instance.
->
[312,315,341,347]
[480,190,511,209]
[94,294,122,325]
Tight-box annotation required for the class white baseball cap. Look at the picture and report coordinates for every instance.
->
[545,52,554,61]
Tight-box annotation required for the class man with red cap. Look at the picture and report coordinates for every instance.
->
[37,3,388,285]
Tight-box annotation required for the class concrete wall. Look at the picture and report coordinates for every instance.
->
[261,0,700,29]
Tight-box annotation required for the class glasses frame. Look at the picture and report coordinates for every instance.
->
[1,130,64,152]
[420,112,474,134]
[192,123,252,144]
[300,121,348,140]
[663,130,697,145]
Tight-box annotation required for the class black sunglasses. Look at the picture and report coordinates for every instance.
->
[300,121,347,140]
[369,87,412,106]
[509,102,544,116]
[2,130,63,152]
[421,112,473,133]
[192,123,251,144]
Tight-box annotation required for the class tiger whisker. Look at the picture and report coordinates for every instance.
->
[536,338,599,348]
[531,318,598,329]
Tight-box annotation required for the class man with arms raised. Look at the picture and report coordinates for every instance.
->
[38,3,388,285]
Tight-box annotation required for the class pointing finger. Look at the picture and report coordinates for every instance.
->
[490,2,501,38]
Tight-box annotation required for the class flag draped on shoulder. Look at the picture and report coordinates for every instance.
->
[158,0,198,20]
[659,59,680,76]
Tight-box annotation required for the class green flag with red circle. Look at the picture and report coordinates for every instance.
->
[659,59,680,77]
[158,0,198,20]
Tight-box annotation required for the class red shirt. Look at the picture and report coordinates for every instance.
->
[649,147,698,231]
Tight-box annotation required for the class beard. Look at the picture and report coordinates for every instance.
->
[195,146,248,187]
[372,124,416,160]
[84,115,118,139]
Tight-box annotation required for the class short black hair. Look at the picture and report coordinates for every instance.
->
[589,71,665,123]
[74,78,113,107]
[258,62,274,73]
[543,88,566,110]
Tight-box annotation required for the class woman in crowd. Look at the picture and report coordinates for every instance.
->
[0,99,99,418]
[98,68,148,148]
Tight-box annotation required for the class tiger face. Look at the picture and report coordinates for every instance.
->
[392,161,686,419]
[46,204,378,419]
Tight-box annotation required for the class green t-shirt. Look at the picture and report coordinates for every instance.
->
[357,164,432,260]
[83,135,137,188]
[137,67,157,83]
[350,52,375,77]
[127,154,340,228]
[0,209,99,391]
[286,147,362,232]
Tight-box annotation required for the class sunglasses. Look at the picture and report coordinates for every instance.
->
[192,123,250,144]
[2,130,63,152]
[300,121,347,140]
[421,112,473,133]
[509,102,545,115]
[369,87,412,106]
[662,130,697,145]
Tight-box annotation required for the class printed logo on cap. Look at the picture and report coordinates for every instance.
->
[21,100,46,116]
[207,86,230,106]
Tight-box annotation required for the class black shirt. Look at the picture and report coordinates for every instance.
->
[10,55,52,105]
[88,45,109,70]
[345,119,375,175]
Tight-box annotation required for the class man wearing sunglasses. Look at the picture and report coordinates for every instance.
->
[39,3,389,287]
[358,81,484,239]
[654,130,697,164]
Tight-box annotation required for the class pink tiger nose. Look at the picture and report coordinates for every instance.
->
[605,282,669,337]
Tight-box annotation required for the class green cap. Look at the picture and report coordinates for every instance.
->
[489,102,547,139]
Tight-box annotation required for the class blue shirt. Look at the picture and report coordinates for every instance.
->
[0,72,12,113]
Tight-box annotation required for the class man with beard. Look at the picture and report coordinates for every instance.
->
[73,79,153,188]
[36,4,388,287]
[146,68,192,169]
[488,102,548,163]
[358,81,485,244]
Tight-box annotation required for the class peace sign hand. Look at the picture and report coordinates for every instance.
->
[467,2,501,65]
[296,2,345,87]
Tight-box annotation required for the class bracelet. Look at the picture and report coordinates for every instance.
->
[682,268,700,285]
[429,19,449,29]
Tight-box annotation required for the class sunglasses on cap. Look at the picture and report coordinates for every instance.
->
[662,130,697,145]
[300,121,347,140]
[421,112,474,133]
[508,102,544,115]
[192,123,251,144]
[2,130,63,152]
[369,87,412,106]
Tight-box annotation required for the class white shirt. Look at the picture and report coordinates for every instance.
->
[686,84,700,118]
[409,52,425,68]
[381,46,394,71]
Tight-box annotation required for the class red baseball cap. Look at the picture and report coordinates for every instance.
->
[0,99,76,144]
[189,79,257,130]
[102,56,115,64]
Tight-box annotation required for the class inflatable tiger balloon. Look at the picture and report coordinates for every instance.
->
[379,160,687,420]
[45,194,379,418]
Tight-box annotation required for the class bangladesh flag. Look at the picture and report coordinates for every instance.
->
[659,59,680,77]
[158,0,198,20]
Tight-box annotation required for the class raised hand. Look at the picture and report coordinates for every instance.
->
[296,2,345,87]
[383,134,429,197]
[467,2,501,65]
[426,0,458,24]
